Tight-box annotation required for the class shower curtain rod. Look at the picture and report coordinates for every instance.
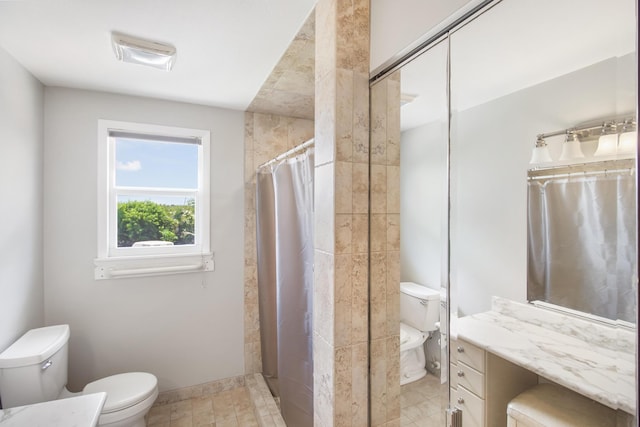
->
[257,138,314,170]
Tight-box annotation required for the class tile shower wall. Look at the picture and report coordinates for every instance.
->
[369,71,401,427]
[313,0,373,425]
[243,112,314,374]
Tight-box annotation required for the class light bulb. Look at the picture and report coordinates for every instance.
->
[559,133,584,161]
[529,138,552,164]
[618,130,637,156]
[594,133,618,157]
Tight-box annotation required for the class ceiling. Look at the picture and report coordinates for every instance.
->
[398,0,636,131]
[247,12,315,120]
[0,0,316,111]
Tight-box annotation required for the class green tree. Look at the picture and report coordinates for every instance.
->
[117,199,196,247]
[173,203,195,245]
[117,200,178,247]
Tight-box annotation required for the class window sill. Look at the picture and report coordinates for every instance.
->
[94,252,214,280]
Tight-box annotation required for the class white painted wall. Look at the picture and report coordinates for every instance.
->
[370,0,476,74]
[400,122,447,291]
[0,47,44,354]
[43,88,245,392]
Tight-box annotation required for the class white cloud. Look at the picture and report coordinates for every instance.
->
[116,160,142,171]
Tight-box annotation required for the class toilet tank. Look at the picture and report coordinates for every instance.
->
[0,324,70,408]
[400,282,440,332]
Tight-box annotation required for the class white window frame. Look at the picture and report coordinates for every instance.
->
[95,120,213,279]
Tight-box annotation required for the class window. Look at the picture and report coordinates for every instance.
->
[95,120,213,279]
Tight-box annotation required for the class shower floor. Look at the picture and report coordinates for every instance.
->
[146,374,285,427]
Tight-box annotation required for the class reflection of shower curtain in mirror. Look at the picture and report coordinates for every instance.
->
[256,149,314,427]
[528,171,637,322]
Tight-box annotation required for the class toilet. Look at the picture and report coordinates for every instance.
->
[0,325,158,427]
[400,281,440,385]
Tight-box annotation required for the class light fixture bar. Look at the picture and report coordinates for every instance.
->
[111,32,176,71]
[536,115,636,143]
[530,114,636,165]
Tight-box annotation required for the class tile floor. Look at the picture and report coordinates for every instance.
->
[400,373,447,426]
[146,386,259,427]
[147,372,447,427]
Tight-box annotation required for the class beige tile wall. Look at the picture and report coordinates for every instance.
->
[247,13,315,120]
[243,112,314,375]
[245,3,402,426]
[314,0,372,426]
[369,71,402,427]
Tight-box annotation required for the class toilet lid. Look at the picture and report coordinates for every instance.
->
[83,372,157,413]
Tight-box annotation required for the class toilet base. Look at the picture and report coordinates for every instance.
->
[401,368,427,385]
[94,387,158,427]
[400,344,427,386]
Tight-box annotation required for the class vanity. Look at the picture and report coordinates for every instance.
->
[0,393,106,427]
[450,297,636,427]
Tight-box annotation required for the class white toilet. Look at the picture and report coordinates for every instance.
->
[400,281,440,385]
[0,325,158,427]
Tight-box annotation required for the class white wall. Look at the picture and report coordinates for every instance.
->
[370,0,476,73]
[0,47,44,353]
[400,122,447,291]
[43,88,245,392]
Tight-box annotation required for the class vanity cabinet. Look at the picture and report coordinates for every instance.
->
[450,338,538,427]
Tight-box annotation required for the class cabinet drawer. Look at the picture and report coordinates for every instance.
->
[454,340,485,372]
[456,362,485,398]
[454,385,486,427]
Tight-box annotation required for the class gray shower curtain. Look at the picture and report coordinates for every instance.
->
[527,170,637,322]
[256,149,314,427]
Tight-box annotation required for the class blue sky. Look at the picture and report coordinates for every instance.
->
[115,138,198,206]
[115,138,198,188]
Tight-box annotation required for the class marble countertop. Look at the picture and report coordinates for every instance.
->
[453,297,636,416]
[0,393,106,427]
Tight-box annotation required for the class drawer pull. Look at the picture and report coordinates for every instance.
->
[457,397,465,404]
[457,346,464,353]
[457,371,464,377]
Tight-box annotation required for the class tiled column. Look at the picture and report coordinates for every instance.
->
[369,71,401,427]
[313,0,371,426]
[243,112,314,374]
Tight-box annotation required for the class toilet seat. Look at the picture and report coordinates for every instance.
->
[400,322,427,352]
[83,372,157,413]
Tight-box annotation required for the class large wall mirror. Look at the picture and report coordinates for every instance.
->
[398,39,449,425]
[449,0,637,321]
[370,0,637,425]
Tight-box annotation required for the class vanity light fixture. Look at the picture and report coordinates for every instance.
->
[559,132,584,161]
[531,115,636,165]
[111,32,176,71]
[594,122,618,157]
[529,136,553,164]
[617,119,637,155]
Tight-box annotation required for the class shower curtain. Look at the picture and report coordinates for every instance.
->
[256,149,314,427]
[527,170,637,322]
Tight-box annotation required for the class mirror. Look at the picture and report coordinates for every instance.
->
[527,157,637,324]
[398,39,449,425]
[370,0,636,424]
[448,0,637,321]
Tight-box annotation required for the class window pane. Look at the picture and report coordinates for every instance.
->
[115,138,198,188]
[117,195,196,247]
